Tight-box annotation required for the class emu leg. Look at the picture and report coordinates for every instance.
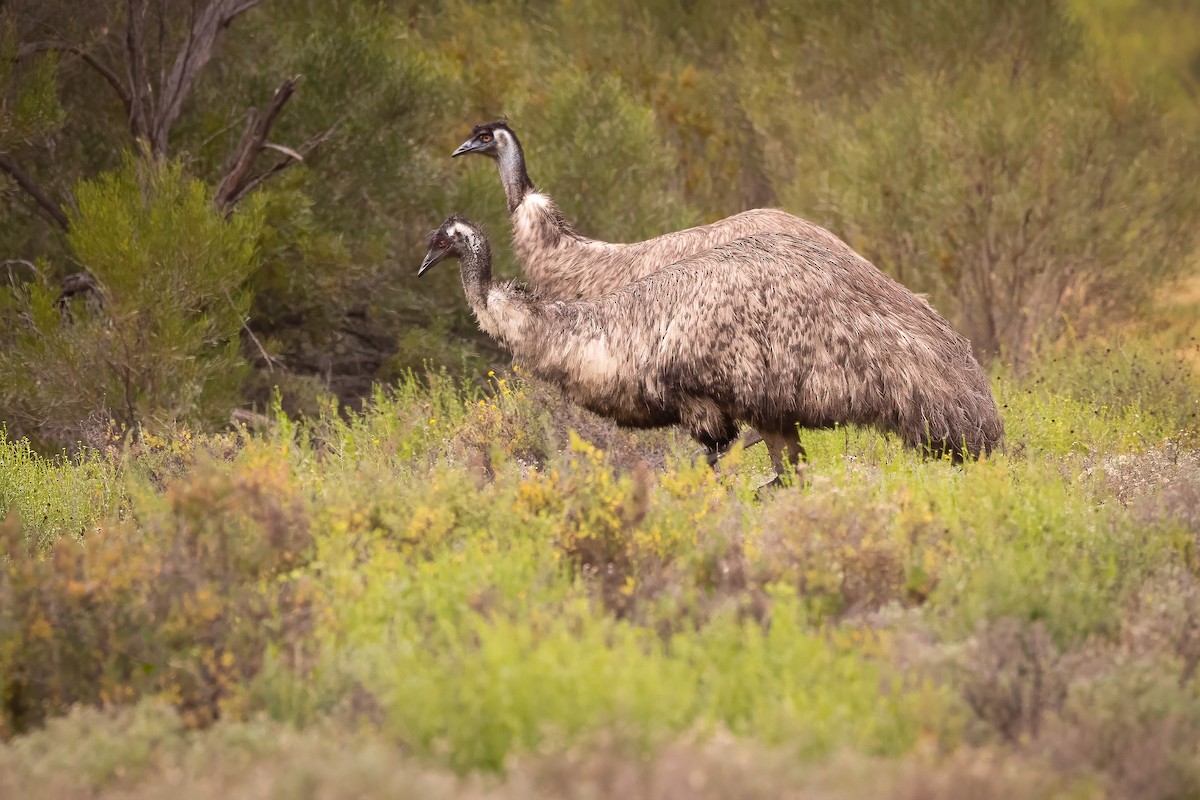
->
[698,428,767,469]
[760,428,807,489]
[689,411,741,469]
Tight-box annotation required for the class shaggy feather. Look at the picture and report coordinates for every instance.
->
[421,217,1005,472]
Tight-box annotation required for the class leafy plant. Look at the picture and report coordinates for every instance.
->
[0,156,263,449]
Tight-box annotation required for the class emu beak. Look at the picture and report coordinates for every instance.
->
[451,137,480,158]
[418,248,448,277]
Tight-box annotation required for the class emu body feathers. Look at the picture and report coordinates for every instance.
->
[421,216,1004,473]
[510,192,853,301]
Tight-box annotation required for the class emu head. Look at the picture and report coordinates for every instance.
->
[451,120,517,160]
[418,214,483,276]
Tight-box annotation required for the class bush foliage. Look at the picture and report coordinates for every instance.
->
[0,0,1197,444]
[0,158,262,447]
[1,1,1200,797]
[0,356,1199,793]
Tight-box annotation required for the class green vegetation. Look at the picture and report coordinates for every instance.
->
[2,343,1200,795]
[2,0,1200,797]
[0,158,264,445]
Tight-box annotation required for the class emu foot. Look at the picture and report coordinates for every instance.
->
[740,429,765,449]
[691,444,724,468]
[753,465,808,499]
[694,441,737,469]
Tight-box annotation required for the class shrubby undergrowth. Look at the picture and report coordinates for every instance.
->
[2,347,1199,795]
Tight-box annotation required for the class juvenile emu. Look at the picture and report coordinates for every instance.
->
[419,215,1004,478]
[452,120,856,300]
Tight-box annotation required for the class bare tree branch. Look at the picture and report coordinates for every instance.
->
[222,118,339,210]
[161,0,200,154]
[0,154,69,230]
[225,287,280,372]
[214,75,298,208]
[125,0,153,143]
[213,77,342,212]
[154,0,263,156]
[16,40,133,116]
[262,141,303,161]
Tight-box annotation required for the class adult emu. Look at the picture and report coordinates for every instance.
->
[453,119,873,461]
[419,215,1004,480]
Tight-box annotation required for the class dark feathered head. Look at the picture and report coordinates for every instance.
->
[418,213,483,276]
[451,119,518,159]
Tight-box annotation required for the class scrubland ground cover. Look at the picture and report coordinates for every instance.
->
[2,338,1200,798]
[3,0,1200,797]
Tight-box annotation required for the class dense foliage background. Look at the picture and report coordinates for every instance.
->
[3,2,1200,797]
[2,0,1198,449]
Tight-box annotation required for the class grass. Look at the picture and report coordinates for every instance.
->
[0,433,121,552]
[2,341,1200,797]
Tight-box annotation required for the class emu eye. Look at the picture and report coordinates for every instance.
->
[480,132,493,143]
[435,238,449,249]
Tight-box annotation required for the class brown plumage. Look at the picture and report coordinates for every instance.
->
[453,119,864,460]
[451,120,854,300]
[419,215,1004,478]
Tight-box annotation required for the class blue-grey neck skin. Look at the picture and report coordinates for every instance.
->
[495,131,535,214]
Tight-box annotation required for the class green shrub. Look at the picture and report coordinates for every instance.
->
[0,21,63,152]
[0,430,120,552]
[506,68,694,239]
[0,156,263,449]
[780,64,1200,360]
[0,449,315,737]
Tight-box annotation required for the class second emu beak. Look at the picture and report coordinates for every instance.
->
[451,137,478,158]
[418,247,448,277]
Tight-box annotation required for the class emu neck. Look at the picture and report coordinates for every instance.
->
[497,142,534,214]
[457,236,494,313]
[457,234,534,352]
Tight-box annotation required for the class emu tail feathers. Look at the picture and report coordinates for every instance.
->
[899,370,1004,462]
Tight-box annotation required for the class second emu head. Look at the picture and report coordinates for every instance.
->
[418,214,487,277]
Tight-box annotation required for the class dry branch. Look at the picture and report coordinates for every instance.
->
[152,0,264,155]
[214,75,298,208]
[125,0,153,143]
[222,120,338,210]
[214,74,341,211]
[16,40,133,116]
[0,153,69,229]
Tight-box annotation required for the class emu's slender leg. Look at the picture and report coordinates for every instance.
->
[740,429,765,449]
[760,428,807,489]
[703,438,735,468]
[696,428,767,469]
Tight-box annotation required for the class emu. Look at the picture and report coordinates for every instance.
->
[453,119,867,461]
[418,215,1004,480]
